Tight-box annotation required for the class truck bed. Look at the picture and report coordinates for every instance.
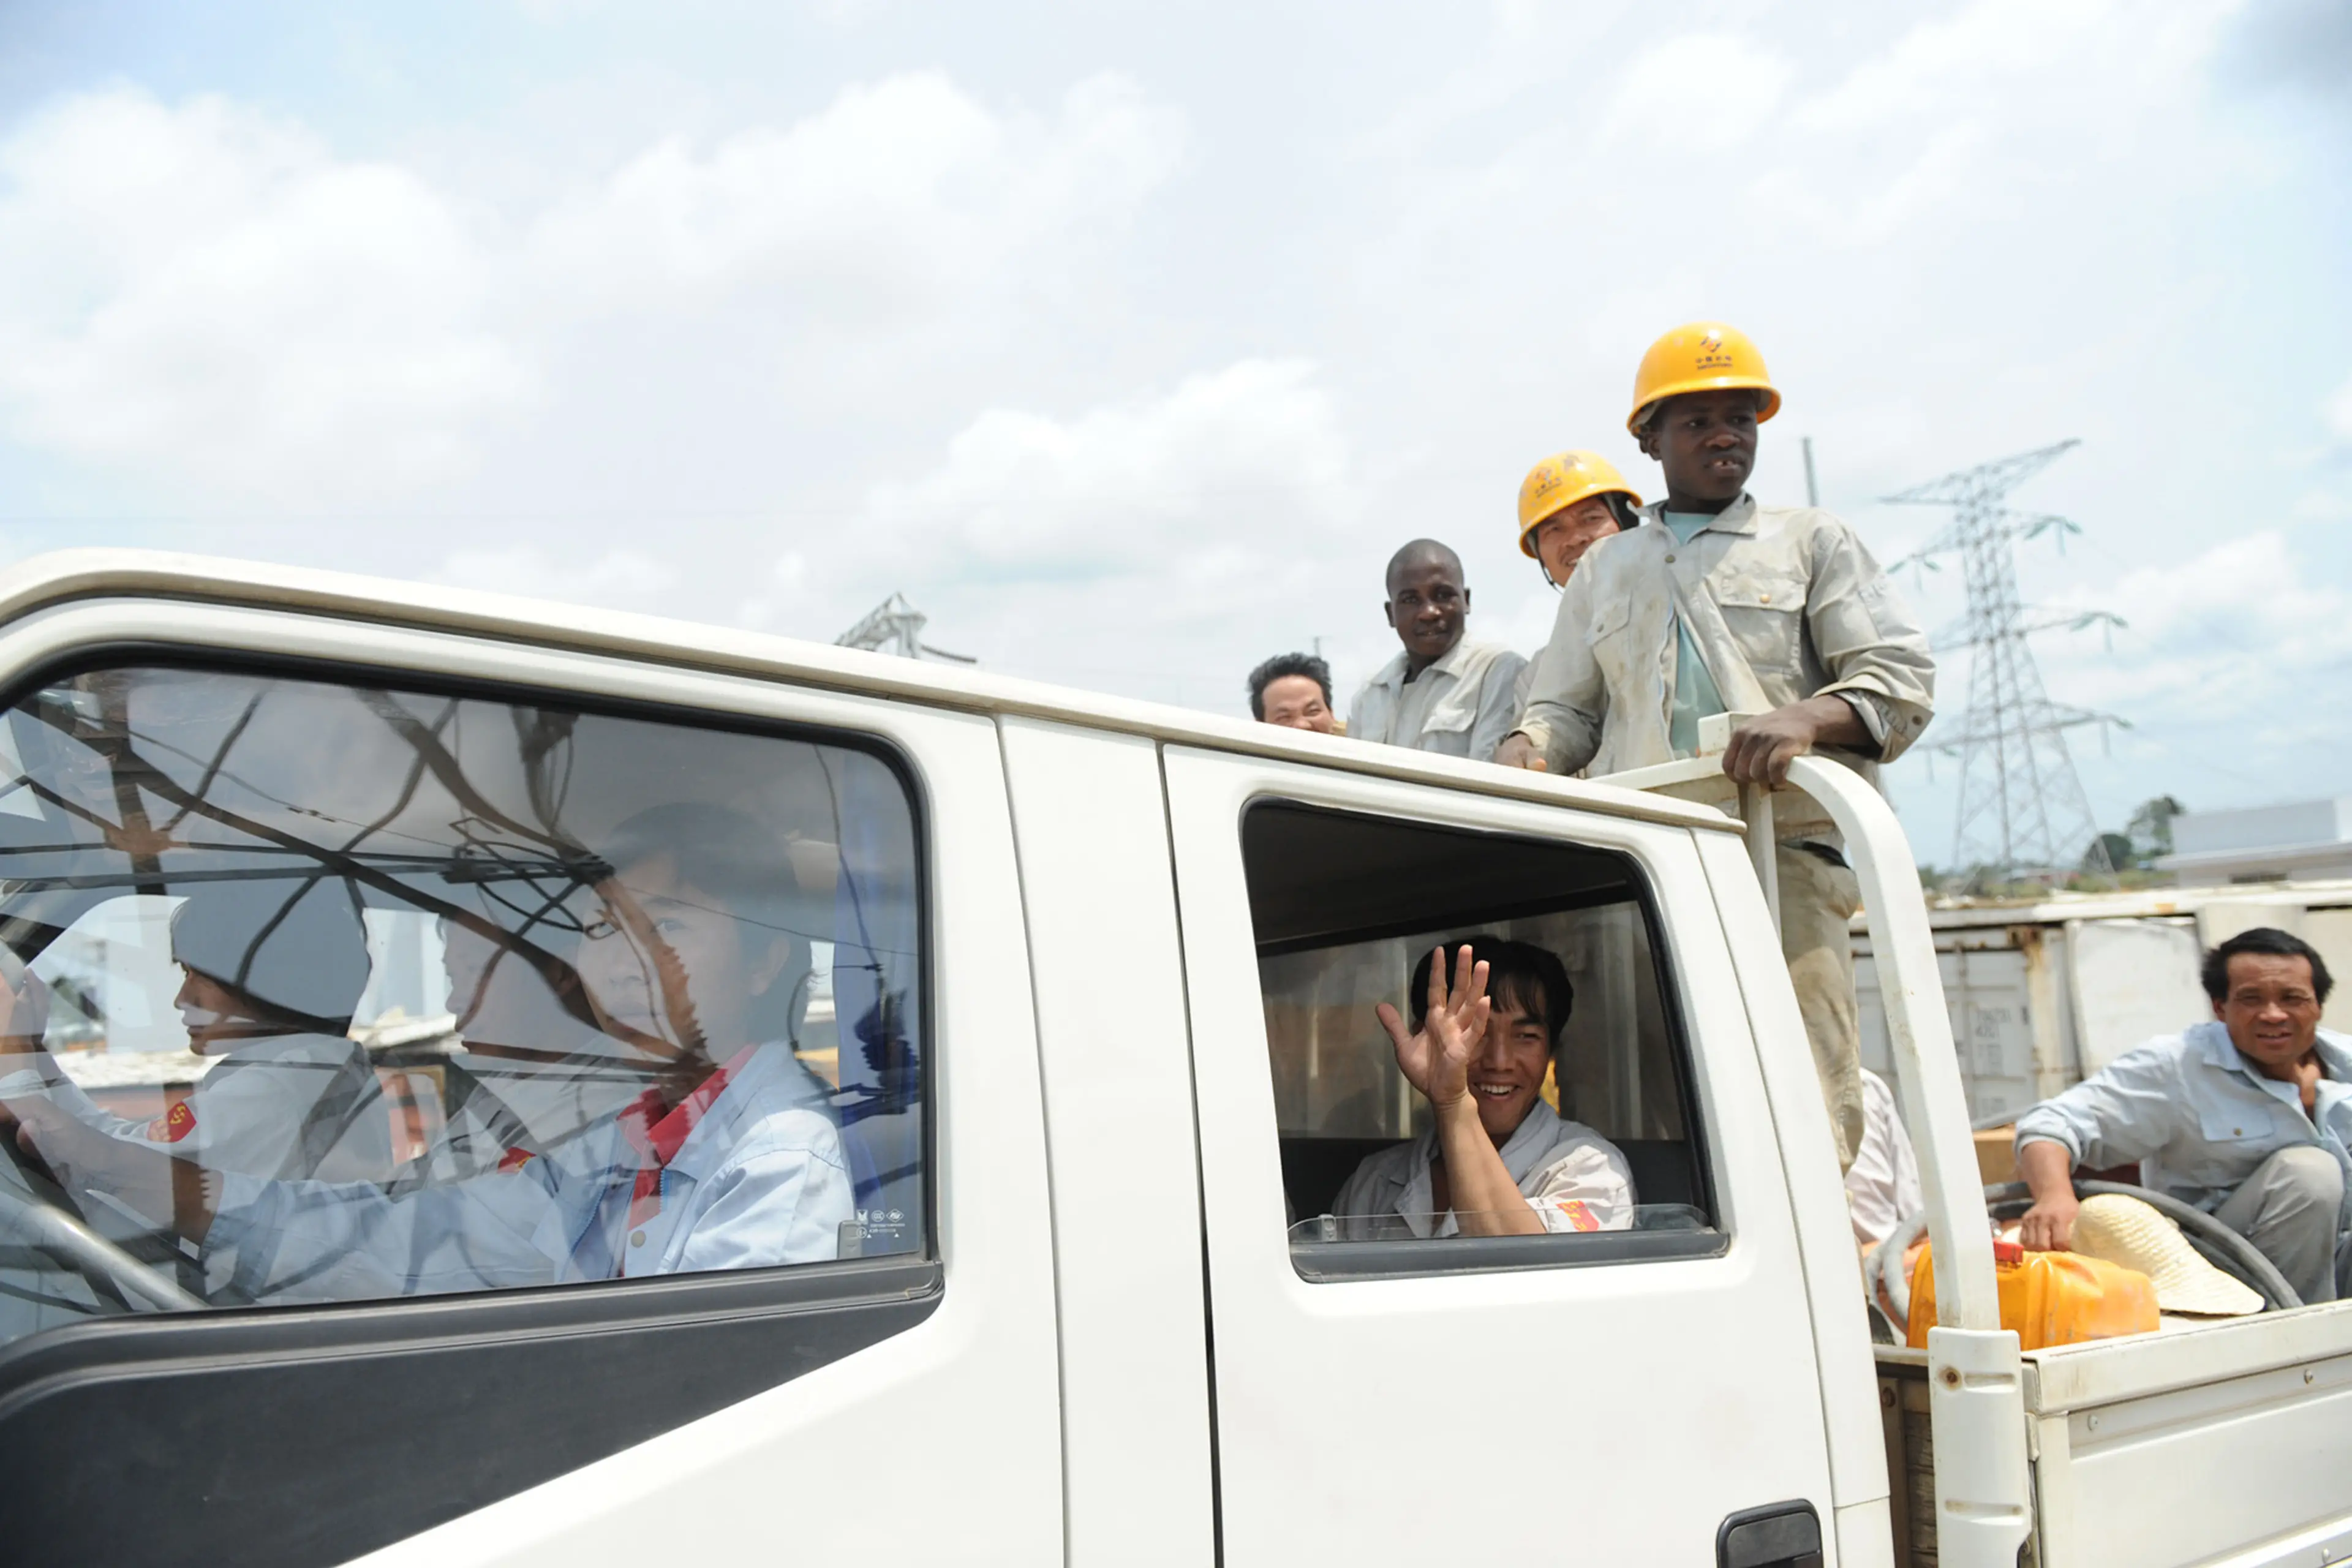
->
[1877,1302,2352,1567]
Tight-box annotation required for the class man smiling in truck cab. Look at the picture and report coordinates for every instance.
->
[2014,927,2352,1306]
[6,804,853,1301]
[1330,937,1634,1239]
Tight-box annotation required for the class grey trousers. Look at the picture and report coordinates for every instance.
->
[1777,843,1864,1174]
[2213,1145,2352,1305]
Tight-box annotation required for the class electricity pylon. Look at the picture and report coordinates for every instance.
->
[1885,440,2127,883]
[835,593,976,663]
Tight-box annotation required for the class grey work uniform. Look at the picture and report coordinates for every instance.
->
[2015,1023,2352,1304]
[1348,638,1528,763]
[1512,496,1934,1170]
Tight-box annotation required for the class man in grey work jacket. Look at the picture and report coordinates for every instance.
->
[1495,322,1933,1170]
[2014,927,2352,1305]
[1349,538,1527,763]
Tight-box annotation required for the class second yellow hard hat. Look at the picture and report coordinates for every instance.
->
[1627,321,1781,434]
[1517,451,1641,557]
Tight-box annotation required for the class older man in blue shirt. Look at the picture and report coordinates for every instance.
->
[2014,927,2351,1304]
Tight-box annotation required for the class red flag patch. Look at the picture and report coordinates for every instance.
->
[146,1100,198,1144]
[1553,1198,1600,1233]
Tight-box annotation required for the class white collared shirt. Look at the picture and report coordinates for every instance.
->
[1846,1068,1923,1249]
[1347,637,1528,761]
[205,1041,850,1302]
[8,1032,392,1183]
[1329,1100,1636,1239]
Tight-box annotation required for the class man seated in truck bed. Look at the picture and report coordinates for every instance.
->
[1330,937,1634,1239]
[2013,927,2352,1305]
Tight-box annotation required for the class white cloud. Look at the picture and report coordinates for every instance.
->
[1608,35,1792,151]
[0,73,1185,504]
[526,71,1183,320]
[435,544,680,608]
[2034,532,2352,725]
[1795,0,2108,132]
[867,358,1354,579]
[2327,375,2352,443]
[799,359,1379,709]
[0,89,530,500]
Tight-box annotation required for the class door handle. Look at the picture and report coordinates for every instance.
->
[1717,1501,1823,1568]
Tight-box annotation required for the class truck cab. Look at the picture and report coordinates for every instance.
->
[0,552,2344,1568]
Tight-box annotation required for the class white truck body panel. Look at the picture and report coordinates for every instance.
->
[998,719,1217,1566]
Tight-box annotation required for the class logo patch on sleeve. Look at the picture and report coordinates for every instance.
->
[146,1100,197,1144]
[1554,1198,1600,1232]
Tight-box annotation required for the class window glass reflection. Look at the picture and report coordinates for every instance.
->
[0,667,924,1344]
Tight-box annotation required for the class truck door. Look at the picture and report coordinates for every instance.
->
[0,582,1061,1567]
[1164,748,1836,1565]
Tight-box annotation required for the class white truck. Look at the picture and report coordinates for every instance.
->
[0,550,2343,1568]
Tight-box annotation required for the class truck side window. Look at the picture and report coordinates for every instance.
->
[1243,801,1715,1274]
[0,664,924,1346]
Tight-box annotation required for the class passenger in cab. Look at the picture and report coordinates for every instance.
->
[420,917,643,1181]
[0,878,392,1191]
[2013,929,2352,1305]
[1331,937,1633,1238]
[4,804,850,1302]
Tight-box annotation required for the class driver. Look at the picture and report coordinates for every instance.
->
[1329,937,1634,1239]
[7,804,851,1302]
[2013,927,2352,1306]
[0,878,393,1190]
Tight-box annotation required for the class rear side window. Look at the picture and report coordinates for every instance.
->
[1243,802,1716,1276]
[0,664,923,1347]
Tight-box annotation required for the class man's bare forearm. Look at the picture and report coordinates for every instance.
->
[2018,1139,2074,1200]
[1436,1101,1542,1237]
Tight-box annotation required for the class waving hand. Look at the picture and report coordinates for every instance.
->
[1376,944,1491,1114]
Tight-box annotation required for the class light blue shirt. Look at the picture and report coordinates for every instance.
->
[1660,511,1728,757]
[2014,1022,2352,1224]
[205,1041,851,1302]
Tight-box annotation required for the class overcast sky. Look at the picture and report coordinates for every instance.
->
[1,0,2346,867]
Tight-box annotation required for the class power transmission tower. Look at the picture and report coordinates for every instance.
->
[835,593,976,663]
[1884,439,2127,884]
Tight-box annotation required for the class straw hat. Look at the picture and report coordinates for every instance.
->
[2070,1194,2263,1317]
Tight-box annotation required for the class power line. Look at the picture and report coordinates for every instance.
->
[1886,439,2127,882]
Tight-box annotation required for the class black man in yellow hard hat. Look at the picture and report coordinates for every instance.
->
[1496,322,1934,1170]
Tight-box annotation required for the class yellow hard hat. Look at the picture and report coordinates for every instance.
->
[1517,451,1641,558]
[1627,321,1781,435]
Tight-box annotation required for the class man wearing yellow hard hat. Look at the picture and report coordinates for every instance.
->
[1496,322,1935,1170]
[1515,450,1640,590]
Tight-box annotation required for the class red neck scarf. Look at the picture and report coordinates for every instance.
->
[615,1046,756,1229]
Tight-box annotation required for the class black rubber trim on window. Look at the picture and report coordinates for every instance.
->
[0,1256,941,1568]
[1291,1229,1725,1283]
